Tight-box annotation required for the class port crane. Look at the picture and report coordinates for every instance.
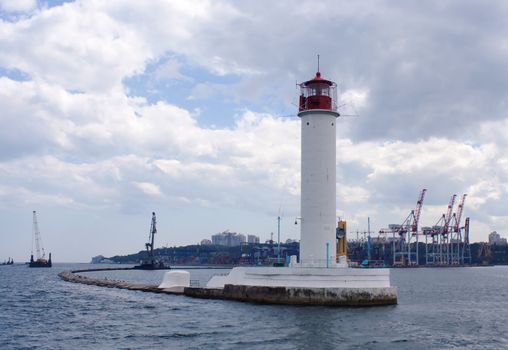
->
[442,194,457,264]
[368,190,472,267]
[426,194,457,265]
[379,189,427,266]
[402,188,427,265]
[29,211,52,267]
[450,194,467,264]
[411,188,427,264]
[462,217,472,264]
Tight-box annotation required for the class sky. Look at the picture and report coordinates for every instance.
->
[1,0,508,262]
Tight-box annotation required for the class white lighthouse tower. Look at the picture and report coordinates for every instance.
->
[298,69,340,267]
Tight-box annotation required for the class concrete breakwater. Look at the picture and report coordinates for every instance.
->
[58,268,397,306]
[58,268,168,294]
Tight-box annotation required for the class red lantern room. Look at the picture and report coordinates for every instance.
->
[298,71,338,113]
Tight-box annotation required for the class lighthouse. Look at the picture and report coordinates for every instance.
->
[298,69,340,267]
[198,64,397,306]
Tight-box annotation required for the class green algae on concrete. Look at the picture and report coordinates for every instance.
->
[184,284,397,306]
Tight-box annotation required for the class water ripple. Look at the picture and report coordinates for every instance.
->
[1,264,507,349]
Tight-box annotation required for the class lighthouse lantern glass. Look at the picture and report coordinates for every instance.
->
[299,81,337,112]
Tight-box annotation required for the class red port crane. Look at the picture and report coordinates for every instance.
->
[391,188,428,265]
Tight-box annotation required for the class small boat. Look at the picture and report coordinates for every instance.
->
[29,211,52,268]
[1,258,14,265]
[133,212,170,270]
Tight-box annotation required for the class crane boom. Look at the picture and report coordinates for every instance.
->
[413,188,427,233]
[454,194,467,233]
[145,212,157,264]
[150,211,157,250]
[32,211,46,260]
[442,194,457,235]
[464,217,470,244]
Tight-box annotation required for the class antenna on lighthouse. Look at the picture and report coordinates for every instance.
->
[317,54,320,73]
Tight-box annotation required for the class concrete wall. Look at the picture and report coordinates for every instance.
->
[206,266,391,289]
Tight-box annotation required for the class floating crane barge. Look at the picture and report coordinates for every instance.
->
[29,211,52,268]
[133,212,171,270]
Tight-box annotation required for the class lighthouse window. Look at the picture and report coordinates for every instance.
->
[307,122,310,125]
[332,123,334,126]
[320,85,330,96]
[307,83,330,96]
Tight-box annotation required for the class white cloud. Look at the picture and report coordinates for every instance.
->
[133,181,162,197]
[2,0,508,261]
[1,69,506,244]
[0,3,151,93]
[338,185,370,203]
[0,76,301,216]
[340,88,369,110]
[0,185,76,208]
[467,180,502,210]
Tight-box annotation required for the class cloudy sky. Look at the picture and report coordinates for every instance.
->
[1,0,507,262]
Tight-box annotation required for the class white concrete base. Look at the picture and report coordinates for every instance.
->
[206,266,391,289]
[288,254,349,268]
[158,270,190,290]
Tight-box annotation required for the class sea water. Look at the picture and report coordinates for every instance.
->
[1,264,507,349]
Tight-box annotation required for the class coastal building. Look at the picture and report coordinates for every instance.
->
[200,239,212,245]
[489,231,507,245]
[247,235,260,244]
[90,255,114,264]
[211,231,246,246]
[91,255,105,264]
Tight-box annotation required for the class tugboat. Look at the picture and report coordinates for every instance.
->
[29,211,52,268]
[133,212,170,270]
